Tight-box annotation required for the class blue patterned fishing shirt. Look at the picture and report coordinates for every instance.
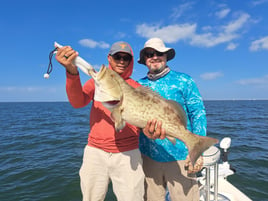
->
[138,70,207,162]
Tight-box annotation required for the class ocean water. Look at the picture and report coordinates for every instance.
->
[0,101,267,201]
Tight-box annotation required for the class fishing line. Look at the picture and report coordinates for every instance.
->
[44,47,58,79]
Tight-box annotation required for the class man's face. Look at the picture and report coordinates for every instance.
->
[144,48,167,73]
[108,52,132,74]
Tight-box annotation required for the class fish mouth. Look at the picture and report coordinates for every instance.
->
[102,100,121,109]
[92,65,122,104]
[90,65,106,81]
[96,65,106,80]
[104,100,120,105]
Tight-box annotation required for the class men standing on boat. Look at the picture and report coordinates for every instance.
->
[55,41,157,201]
[138,37,206,201]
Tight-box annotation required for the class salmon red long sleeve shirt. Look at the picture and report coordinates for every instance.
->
[65,53,141,153]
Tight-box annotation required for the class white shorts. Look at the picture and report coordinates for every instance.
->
[79,146,144,201]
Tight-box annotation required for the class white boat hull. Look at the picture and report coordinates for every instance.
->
[200,177,252,201]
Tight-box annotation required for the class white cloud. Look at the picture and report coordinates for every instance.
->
[78,39,110,49]
[252,0,268,6]
[202,26,212,32]
[249,36,268,51]
[0,86,66,102]
[170,2,195,20]
[136,23,196,43]
[200,72,224,80]
[136,13,250,48]
[223,13,250,34]
[0,86,59,93]
[236,75,268,85]
[215,8,231,19]
[116,32,127,39]
[192,13,250,47]
[226,42,238,50]
[190,32,238,47]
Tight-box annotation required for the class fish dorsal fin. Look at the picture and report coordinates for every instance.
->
[166,100,187,127]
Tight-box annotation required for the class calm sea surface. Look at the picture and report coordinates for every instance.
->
[0,101,267,201]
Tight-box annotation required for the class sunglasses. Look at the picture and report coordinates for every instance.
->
[145,50,164,58]
[112,53,132,62]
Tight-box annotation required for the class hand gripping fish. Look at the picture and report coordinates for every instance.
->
[45,42,218,165]
[89,65,218,165]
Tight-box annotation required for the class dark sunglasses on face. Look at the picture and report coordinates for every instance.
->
[145,50,164,58]
[112,53,132,62]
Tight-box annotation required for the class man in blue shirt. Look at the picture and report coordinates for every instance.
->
[138,38,206,201]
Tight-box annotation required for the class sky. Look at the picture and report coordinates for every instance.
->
[1,0,268,102]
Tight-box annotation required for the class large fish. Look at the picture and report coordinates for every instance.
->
[88,65,218,165]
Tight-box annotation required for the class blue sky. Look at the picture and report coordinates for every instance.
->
[1,0,268,101]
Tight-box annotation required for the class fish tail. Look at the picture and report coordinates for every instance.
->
[187,132,219,166]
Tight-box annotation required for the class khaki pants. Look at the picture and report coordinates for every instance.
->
[142,155,199,201]
[79,146,144,201]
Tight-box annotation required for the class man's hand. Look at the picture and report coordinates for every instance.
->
[55,46,79,75]
[142,119,166,139]
[184,155,203,174]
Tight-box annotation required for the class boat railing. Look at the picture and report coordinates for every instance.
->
[198,137,235,201]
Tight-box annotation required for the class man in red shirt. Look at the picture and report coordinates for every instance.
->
[56,41,155,201]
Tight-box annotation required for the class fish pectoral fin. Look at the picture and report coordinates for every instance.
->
[111,107,125,132]
[166,136,177,145]
[115,120,126,132]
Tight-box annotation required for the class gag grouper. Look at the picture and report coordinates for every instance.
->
[91,65,218,165]
[53,42,218,165]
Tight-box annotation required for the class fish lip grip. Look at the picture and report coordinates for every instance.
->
[44,42,95,79]
[54,42,95,76]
